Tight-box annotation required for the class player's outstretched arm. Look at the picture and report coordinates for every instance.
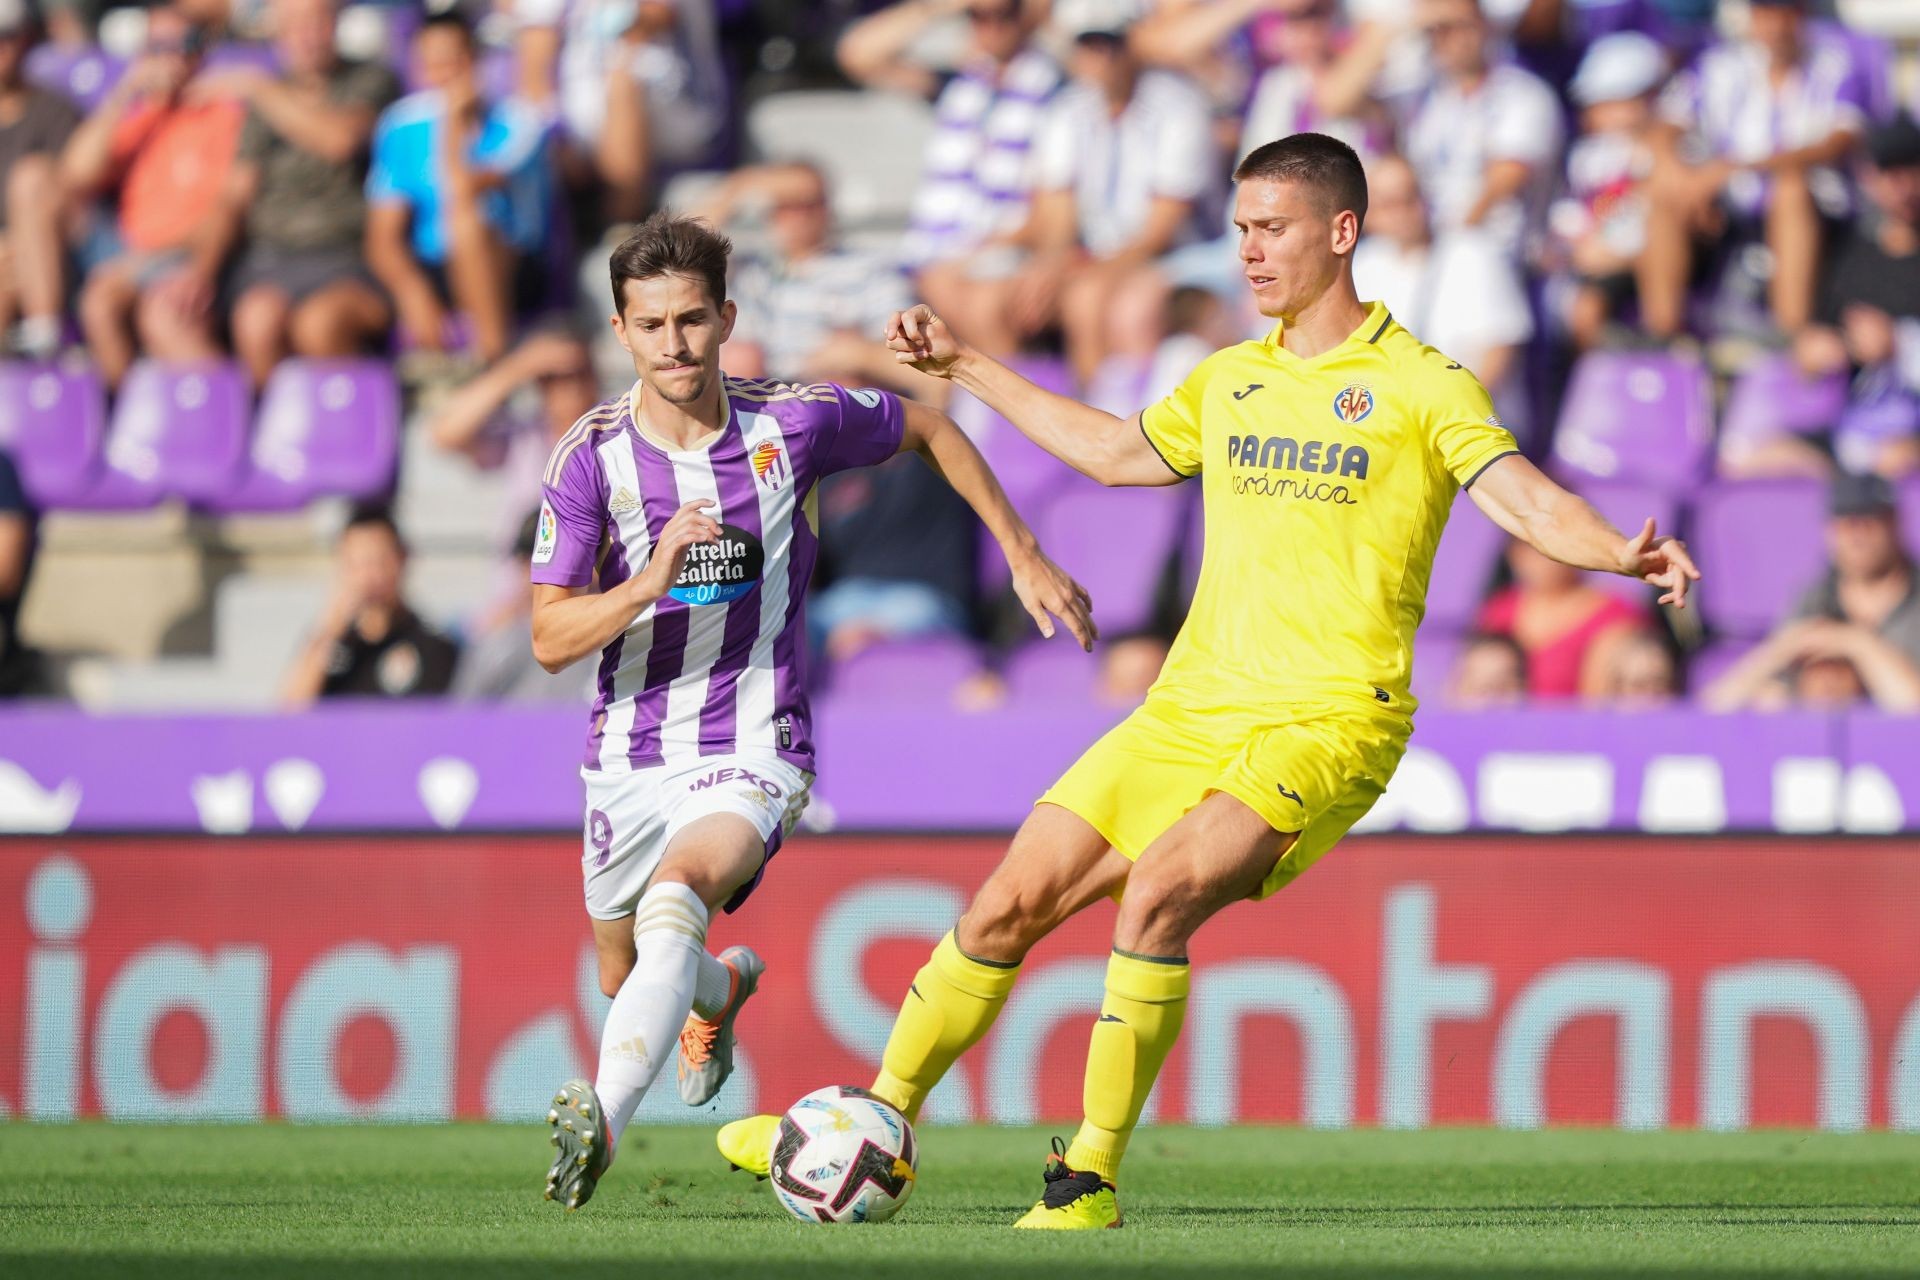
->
[1467,454,1702,609]
[885,304,1183,488]
[899,399,1096,650]
[530,500,721,672]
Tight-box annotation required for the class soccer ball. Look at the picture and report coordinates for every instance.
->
[767,1085,918,1224]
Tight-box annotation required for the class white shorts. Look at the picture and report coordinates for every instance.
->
[580,754,813,921]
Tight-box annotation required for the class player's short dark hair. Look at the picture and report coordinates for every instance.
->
[1234,133,1369,231]
[343,502,405,554]
[609,211,732,313]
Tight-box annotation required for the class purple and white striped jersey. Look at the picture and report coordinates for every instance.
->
[531,375,905,773]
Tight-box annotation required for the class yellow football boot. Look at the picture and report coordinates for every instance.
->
[1011,1138,1123,1229]
[715,1112,780,1179]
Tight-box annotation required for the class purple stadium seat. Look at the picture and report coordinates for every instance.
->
[959,358,1094,596]
[1551,351,1712,490]
[76,360,249,509]
[1425,492,1506,629]
[25,45,124,111]
[1689,479,1827,636]
[1719,354,1847,463]
[0,362,106,507]
[1576,480,1679,605]
[1000,640,1101,705]
[216,359,399,511]
[1037,485,1187,636]
[825,634,985,703]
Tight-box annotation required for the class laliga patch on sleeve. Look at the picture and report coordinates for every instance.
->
[532,499,558,565]
[848,387,883,409]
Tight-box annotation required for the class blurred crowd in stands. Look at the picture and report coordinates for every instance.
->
[1,0,1920,714]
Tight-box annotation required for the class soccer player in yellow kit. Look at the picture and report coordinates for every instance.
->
[719,134,1701,1227]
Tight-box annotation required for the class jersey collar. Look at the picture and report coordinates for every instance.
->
[1263,300,1393,366]
[626,379,736,456]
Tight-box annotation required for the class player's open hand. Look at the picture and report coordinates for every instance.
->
[635,499,722,603]
[1009,548,1096,651]
[1620,518,1701,609]
[885,304,962,379]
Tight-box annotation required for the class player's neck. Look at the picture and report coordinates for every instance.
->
[631,377,728,452]
[1277,286,1371,360]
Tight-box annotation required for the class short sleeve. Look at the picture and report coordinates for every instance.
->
[1138,354,1211,478]
[364,111,402,204]
[1424,361,1520,487]
[816,385,905,477]
[530,436,607,587]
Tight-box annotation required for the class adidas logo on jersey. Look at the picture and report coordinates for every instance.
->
[609,487,641,514]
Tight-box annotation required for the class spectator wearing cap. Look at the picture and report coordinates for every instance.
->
[1752,114,1920,480]
[146,0,399,387]
[838,0,1061,357]
[511,0,727,227]
[1787,472,1920,666]
[363,13,553,367]
[1547,31,1667,351]
[1706,475,1920,717]
[0,0,78,361]
[1640,0,1875,341]
[61,6,246,387]
[1354,152,1534,438]
[1339,0,1560,261]
[281,504,459,707]
[696,162,918,394]
[1021,0,1219,381]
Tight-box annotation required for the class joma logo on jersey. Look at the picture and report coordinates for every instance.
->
[1333,384,1375,423]
[1226,435,1370,479]
[751,440,790,491]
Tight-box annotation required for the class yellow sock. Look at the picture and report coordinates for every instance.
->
[1064,949,1190,1184]
[870,930,1020,1123]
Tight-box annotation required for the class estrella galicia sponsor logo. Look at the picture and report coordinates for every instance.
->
[669,522,764,605]
[1333,384,1374,423]
[689,764,785,800]
[1226,433,1368,505]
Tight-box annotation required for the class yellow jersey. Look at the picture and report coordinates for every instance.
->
[1140,300,1518,717]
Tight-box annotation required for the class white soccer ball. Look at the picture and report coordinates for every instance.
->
[768,1086,918,1224]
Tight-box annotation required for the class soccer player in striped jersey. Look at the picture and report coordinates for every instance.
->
[533,213,1093,1210]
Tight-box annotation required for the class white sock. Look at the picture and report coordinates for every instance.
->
[691,949,734,1020]
[596,882,708,1153]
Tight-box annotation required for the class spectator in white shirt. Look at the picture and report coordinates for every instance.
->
[837,0,1061,356]
[1354,151,1534,437]
[1021,0,1219,380]
[1398,0,1562,260]
[1638,0,1872,340]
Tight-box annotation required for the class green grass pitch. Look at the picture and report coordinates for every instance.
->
[2,1125,1918,1278]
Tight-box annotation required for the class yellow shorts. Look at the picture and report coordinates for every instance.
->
[1039,695,1411,900]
